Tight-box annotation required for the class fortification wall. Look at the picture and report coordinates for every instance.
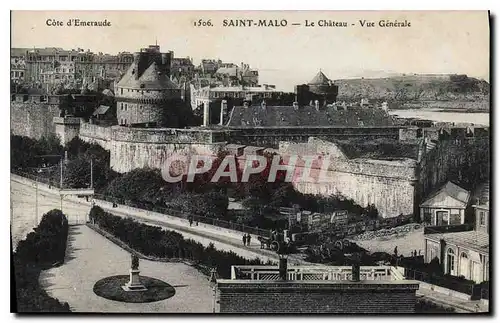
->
[294,168,416,218]
[238,152,418,218]
[54,117,82,145]
[418,136,489,207]
[79,123,227,173]
[11,102,61,139]
[109,140,224,173]
[79,122,112,150]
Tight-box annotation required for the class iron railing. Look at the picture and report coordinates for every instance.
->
[231,265,405,281]
[12,171,272,238]
[403,267,489,299]
[92,193,272,238]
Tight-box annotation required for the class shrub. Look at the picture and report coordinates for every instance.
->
[415,299,456,313]
[89,206,274,278]
[13,209,70,312]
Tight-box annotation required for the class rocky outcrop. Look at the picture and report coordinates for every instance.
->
[335,74,490,103]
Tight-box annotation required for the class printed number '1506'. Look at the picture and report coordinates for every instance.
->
[194,19,213,27]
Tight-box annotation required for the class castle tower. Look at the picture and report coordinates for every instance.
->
[115,45,181,126]
[307,71,339,104]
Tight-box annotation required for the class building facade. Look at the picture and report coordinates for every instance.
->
[11,47,134,90]
[419,181,470,225]
[424,186,489,283]
[171,56,195,80]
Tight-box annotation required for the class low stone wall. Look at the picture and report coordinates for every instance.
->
[419,281,471,301]
[86,222,185,263]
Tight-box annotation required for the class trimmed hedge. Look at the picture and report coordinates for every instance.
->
[415,299,456,313]
[89,206,274,278]
[13,209,71,312]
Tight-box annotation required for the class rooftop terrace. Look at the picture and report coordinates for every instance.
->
[228,265,407,282]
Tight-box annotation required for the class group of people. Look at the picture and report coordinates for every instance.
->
[242,233,252,246]
[188,216,198,227]
[394,246,422,258]
[411,250,421,257]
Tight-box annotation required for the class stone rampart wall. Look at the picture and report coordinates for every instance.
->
[11,102,61,139]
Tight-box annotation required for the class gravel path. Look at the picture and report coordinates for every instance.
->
[39,226,214,313]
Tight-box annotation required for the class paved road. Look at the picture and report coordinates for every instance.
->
[39,225,214,313]
[11,179,90,250]
[11,178,278,263]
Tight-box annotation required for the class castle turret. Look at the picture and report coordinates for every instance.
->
[115,45,180,126]
[307,71,339,104]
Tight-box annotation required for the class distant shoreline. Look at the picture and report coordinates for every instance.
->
[391,107,489,114]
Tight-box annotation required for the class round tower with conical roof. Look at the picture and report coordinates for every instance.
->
[115,45,182,126]
[307,71,339,105]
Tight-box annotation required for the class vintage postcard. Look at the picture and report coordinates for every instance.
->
[10,10,490,314]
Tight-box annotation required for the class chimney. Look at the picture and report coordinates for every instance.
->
[203,101,210,127]
[293,102,299,110]
[314,100,320,111]
[219,100,227,125]
[351,262,360,282]
[279,257,288,281]
[261,100,266,110]
[132,53,140,80]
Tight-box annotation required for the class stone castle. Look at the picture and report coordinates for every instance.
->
[10,45,490,219]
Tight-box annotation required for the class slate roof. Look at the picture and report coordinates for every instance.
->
[93,105,110,116]
[26,87,47,95]
[420,181,470,208]
[102,89,114,97]
[11,48,30,57]
[216,67,238,77]
[117,61,179,90]
[425,230,489,254]
[226,105,395,127]
[309,71,331,85]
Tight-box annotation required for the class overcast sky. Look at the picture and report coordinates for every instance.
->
[11,11,489,91]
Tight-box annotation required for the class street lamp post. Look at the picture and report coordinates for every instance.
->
[209,268,218,313]
[34,173,39,226]
[59,156,64,213]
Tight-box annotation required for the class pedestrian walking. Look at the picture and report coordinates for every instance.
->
[242,234,247,246]
[189,217,193,227]
[394,246,398,257]
[246,234,251,245]
[414,249,417,257]
[196,220,199,226]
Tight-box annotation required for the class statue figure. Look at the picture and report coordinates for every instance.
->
[131,254,139,270]
[122,253,147,291]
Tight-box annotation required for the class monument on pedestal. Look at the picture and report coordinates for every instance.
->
[122,254,147,292]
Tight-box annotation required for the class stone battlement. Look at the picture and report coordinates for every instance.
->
[113,126,226,144]
[53,116,83,125]
[80,122,228,144]
[80,122,113,141]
